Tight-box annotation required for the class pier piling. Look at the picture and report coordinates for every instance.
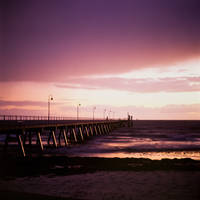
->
[0,119,127,157]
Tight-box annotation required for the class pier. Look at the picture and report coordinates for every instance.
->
[0,115,128,157]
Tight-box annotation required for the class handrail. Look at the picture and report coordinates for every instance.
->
[0,115,117,121]
[0,115,75,121]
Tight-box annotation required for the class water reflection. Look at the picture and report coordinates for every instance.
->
[53,121,200,160]
[86,151,200,160]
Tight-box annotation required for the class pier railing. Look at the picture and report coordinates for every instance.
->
[0,115,106,121]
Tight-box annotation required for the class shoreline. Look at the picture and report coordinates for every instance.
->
[1,155,200,179]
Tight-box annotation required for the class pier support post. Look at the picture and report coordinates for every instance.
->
[89,126,93,136]
[17,134,26,157]
[58,129,62,146]
[52,130,57,147]
[63,129,68,146]
[37,131,43,151]
[85,126,89,137]
[103,124,108,134]
[48,130,57,147]
[94,126,98,136]
[72,128,78,143]
[79,127,84,141]
[100,125,105,135]
[98,125,102,135]
[58,128,68,146]
[105,124,109,134]
[108,124,112,132]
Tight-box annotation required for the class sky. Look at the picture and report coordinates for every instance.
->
[0,0,200,119]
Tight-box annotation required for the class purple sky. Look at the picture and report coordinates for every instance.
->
[1,0,200,81]
[1,0,200,119]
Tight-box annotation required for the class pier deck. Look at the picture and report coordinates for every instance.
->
[0,119,127,157]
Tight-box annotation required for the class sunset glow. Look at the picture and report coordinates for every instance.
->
[1,0,200,119]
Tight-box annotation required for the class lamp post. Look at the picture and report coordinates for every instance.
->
[103,109,106,120]
[93,106,96,121]
[113,111,115,120]
[48,95,53,121]
[77,104,81,120]
[108,109,111,120]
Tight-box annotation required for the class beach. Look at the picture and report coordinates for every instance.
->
[0,120,200,199]
[0,156,200,200]
[1,170,200,200]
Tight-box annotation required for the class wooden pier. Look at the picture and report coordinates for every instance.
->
[0,118,127,157]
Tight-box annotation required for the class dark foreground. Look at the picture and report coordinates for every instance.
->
[0,190,78,200]
[1,156,200,200]
[1,120,200,200]
[1,156,200,178]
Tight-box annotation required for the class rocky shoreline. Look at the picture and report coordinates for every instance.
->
[1,155,200,179]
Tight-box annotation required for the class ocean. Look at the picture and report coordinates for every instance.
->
[48,120,200,160]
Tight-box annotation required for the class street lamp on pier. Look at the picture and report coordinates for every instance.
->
[48,95,53,121]
[108,109,111,120]
[103,109,106,120]
[77,104,81,120]
[93,106,96,121]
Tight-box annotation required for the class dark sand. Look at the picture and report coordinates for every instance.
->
[1,156,200,178]
[0,190,79,200]
[0,156,200,200]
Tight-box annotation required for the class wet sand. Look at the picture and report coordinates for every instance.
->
[1,171,200,200]
[0,156,200,200]
[0,190,78,200]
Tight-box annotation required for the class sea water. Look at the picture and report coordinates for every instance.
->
[52,120,200,160]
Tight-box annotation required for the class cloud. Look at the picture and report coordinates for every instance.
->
[0,100,47,107]
[0,108,46,116]
[55,76,200,93]
[0,100,66,108]
[159,104,200,114]
[1,0,200,81]
[0,104,199,120]
[121,104,200,119]
[56,84,99,90]
[94,104,200,119]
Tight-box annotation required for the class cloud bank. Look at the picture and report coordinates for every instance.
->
[0,103,199,120]
[1,0,200,81]
[55,76,200,93]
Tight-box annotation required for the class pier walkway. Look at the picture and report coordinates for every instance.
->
[0,116,128,157]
